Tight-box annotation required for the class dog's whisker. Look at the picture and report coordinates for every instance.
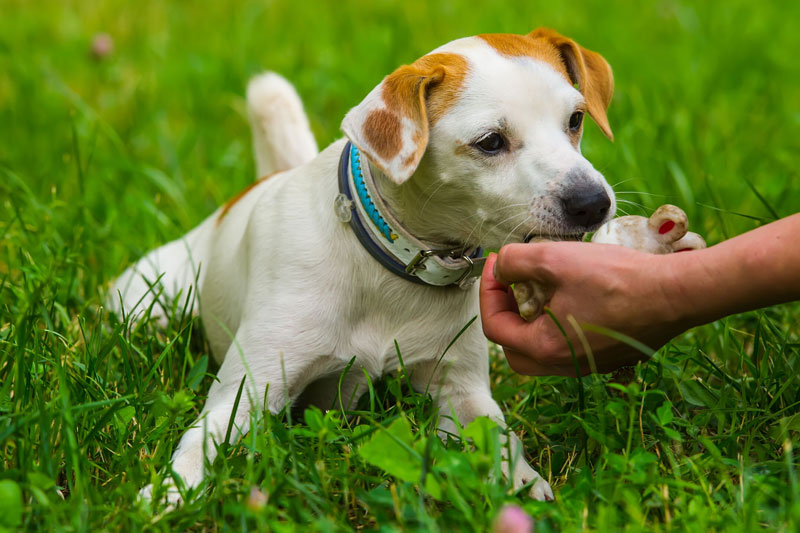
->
[614,190,671,198]
[459,203,534,248]
[617,199,649,211]
[495,202,533,209]
[450,211,482,226]
[502,215,533,246]
[617,198,647,205]
[485,212,528,243]
[459,217,485,253]
[488,211,528,232]
[447,203,528,229]
[610,177,636,188]
[466,216,491,252]
[419,180,450,215]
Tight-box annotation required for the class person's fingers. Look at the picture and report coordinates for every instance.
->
[483,253,572,361]
[484,248,645,376]
[493,243,560,285]
[481,257,532,349]
[480,254,517,318]
[481,254,507,291]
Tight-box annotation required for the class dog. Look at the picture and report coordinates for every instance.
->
[110,28,617,504]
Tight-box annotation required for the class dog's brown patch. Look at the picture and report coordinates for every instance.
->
[217,171,280,224]
[381,52,469,125]
[453,141,487,163]
[481,29,614,140]
[415,53,469,124]
[478,33,572,82]
[359,52,468,176]
[363,109,403,160]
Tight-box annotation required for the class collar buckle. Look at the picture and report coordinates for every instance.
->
[455,254,476,288]
[404,249,435,275]
[405,249,484,290]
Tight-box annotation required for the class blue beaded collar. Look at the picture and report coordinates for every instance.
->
[335,141,485,288]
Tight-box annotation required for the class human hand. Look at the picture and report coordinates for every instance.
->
[480,243,693,376]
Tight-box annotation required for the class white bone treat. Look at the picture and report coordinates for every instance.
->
[591,204,706,253]
[512,204,706,321]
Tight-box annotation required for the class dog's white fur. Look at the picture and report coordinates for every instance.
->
[111,29,619,504]
[247,73,318,177]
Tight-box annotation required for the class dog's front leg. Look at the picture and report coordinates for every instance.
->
[140,373,257,506]
[141,326,338,506]
[411,356,554,501]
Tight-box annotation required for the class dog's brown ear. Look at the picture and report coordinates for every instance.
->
[529,28,614,140]
[342,53,468,184]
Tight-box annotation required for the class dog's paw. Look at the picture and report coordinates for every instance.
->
[512,280,550,322]
[527,476,554,501]
[510,461,554,501]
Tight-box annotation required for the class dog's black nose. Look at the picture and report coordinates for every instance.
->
[561,186,611,228]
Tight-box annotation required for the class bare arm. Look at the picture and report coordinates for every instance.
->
[480,214,800,376]
[673,214,800,324]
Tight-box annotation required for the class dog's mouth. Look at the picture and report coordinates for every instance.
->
[523,232,585,243]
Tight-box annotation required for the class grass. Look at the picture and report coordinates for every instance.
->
[1,0,800,530]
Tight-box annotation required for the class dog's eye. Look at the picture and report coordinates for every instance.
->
[474,132,506,154]
[568,111,584,132]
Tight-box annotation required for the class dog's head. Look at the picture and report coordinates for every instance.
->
[342,28,616,248]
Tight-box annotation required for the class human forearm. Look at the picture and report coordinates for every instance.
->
[668,214,800,327]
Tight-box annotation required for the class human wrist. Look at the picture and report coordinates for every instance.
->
[656,249,714,330]
[658,217,800,329]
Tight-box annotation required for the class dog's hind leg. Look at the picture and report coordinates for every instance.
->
[246,72,318,177]
[108,216,215,326]
[142,322,342,506]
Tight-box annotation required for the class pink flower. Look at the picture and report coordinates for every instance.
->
[91,33,114,60]
[492,505,534,533]
[245,486,268,511]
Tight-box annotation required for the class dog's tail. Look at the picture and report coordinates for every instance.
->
[247,72,318,176]
[107,73,317,326]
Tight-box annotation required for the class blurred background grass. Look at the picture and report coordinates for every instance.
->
[1,0,799,530]
[3,0,799,260]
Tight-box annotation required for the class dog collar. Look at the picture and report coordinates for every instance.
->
[335,141,485,289]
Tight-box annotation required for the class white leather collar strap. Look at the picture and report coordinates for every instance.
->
[335,141,485,289]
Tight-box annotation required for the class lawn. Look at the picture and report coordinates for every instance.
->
[1,0,799,531]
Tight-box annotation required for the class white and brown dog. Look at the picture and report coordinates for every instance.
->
[110,28,617,503]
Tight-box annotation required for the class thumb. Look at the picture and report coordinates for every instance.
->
[480,254,526,342]
[494,242,558,285]
[480,254,549,354]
